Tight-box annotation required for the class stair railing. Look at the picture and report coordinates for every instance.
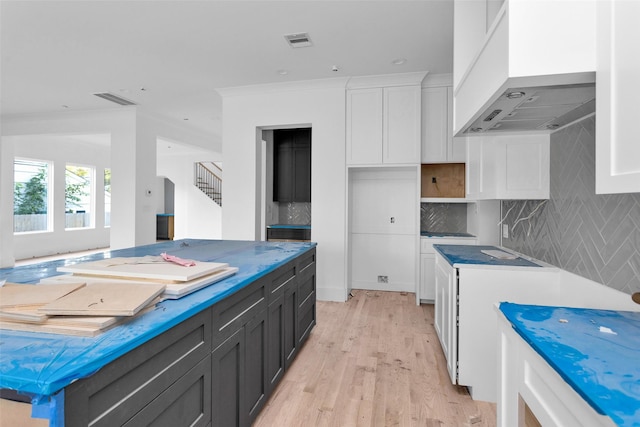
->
[194,162,222,207]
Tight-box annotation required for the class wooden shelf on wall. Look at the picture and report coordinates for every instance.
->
[421,163,465,198]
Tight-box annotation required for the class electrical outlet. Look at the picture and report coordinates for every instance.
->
[377,275,388,283]
[502,224,509,239]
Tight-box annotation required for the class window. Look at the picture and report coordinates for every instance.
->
[13,158,52,233]
[104,168,111,227]
[65,164,94,229]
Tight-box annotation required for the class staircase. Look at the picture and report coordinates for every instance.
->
[194,162,222,207]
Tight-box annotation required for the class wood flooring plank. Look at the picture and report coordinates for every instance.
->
[254,290,497,426]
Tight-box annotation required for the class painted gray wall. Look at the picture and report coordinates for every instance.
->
[501,116,640,295]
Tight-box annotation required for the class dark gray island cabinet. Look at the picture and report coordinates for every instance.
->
[0,240,316,427]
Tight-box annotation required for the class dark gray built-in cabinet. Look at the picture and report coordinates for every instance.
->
[273,128,311,203]
[63,248,316,427]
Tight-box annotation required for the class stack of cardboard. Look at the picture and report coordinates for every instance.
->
[0,281,164,336]
[0,255,238,336]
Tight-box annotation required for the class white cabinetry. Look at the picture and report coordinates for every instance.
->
[466,134,549,200]
[434,253,457,384]
[348,167,418,293]
[596,0,640,194]
[421,86,465,163]
[347,86,421,165]
[419,236,476,304]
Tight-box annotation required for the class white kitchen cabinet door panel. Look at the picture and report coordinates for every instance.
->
[502,139,549,199]
[383,86,421,164]
[419,254,436,301]
[350,233,416,293]
[350,169,417,235]
[434,253,457,384]
[421,86,449,163]
[596,0,640,194]
[346,88,383,165]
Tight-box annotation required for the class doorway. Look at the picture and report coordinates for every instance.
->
[256,126,312,241]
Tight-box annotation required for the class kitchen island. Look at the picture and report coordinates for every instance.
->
[0,239,317,427]
[497,302,639,426]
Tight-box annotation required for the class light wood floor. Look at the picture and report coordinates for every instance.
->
[254,290,497,427]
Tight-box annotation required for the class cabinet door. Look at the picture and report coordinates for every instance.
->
[212,328,244,427]
[245,309,268,424]
[434,253,457,384]
[283,283,298,369]
[596,0,640,194]
[384,85,421,164]
[267,295,285,390]
[346,88,383,165]
[421,86,449,163]
[498,136,549,199]
[419,253,436,301]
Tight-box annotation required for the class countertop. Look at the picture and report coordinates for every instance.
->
[266,224,311,230]
[0,239,316,398]
[433,244,544,268]
[500,302,640,426]
[420,231,475,238]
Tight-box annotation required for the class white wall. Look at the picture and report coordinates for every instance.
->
[220,78,349,302]
[157,151,222,240]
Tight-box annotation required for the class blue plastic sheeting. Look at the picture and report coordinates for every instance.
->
[266,224,311,230]
[0,239,316,401]
[500,302,640,426]
[31,390,64,427]
[433,244,542,267]
[420,231,475,238]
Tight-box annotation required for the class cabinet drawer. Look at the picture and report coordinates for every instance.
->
[268,261,296,300]
[123,355,211,427]
[266,227,311,241]
[65,310,212,427]
[212,279,266,349]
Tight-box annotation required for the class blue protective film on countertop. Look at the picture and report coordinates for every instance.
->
[500,302,640,426]
[433,244,542,267]
[420,231,475,238]
[0,239,316,400]
[266,224,311,230]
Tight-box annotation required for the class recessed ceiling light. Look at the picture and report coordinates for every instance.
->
[392,58,407,65]
[277,69,289,76]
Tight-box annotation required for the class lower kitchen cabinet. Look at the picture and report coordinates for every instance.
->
[61,246,315,427]
[64,310,213,427]
[419,236,477,303]
[0,241,316,427]
[212,308,268,427]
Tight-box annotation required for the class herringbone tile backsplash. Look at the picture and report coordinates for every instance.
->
[502,116,640,295]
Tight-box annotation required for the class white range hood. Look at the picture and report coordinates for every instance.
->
[463,83,595,134]
[453,0,597,136]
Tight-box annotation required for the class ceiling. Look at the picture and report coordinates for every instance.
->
[1,1,454,145]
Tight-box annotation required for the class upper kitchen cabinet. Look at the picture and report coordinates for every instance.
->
[466,133,549,200]
[453,0,596,137]
[421,85,465,163]
[596,0,640,194]
[346,73,425,166]
[273,128,311,203]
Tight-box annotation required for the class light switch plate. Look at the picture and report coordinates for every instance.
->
[502,224,509,239]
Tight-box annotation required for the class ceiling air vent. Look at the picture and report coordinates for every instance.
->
[284,33,313,48]
[93,92,137,106]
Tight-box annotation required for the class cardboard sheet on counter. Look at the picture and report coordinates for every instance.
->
[38,282,165,316]
[57,256,229,282]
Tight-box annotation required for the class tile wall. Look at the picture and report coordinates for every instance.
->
[420,203,467,233]
[278,202,311,225]
[501,116,640,294]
